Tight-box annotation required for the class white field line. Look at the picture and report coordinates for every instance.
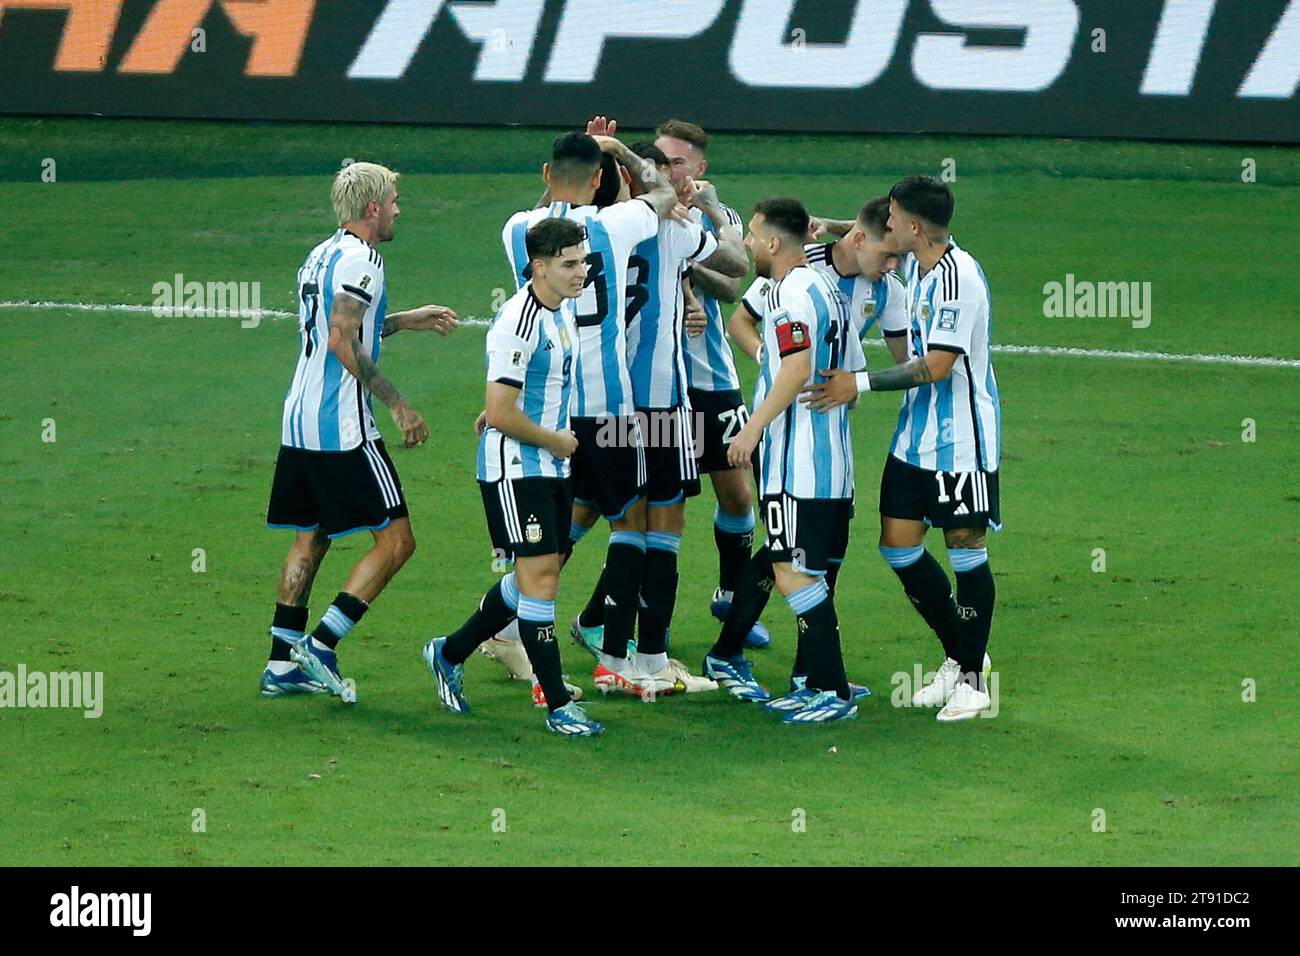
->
[2,300,1297,368]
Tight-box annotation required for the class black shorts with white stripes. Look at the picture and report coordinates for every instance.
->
[687,387,749,474]
[266,439,408,539]
[479,476,573,561]
[879,454,1001,530]
[761,493,853,575]
[638,406,702,507]
[569,414,647,520]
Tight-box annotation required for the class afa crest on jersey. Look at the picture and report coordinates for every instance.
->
[862,298,876,320]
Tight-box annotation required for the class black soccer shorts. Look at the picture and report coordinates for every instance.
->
[569,414,647,519]
[637,406,702,507]
[879,454,1002,530]
[760,492,854,575]
[479,476,573,562]
[687,386,750,474]
[266,440,408,539]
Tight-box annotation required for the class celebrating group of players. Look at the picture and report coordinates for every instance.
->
[260,116,1003,737]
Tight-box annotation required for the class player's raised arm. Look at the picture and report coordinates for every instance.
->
[682,179,748,277]
[592,134,677,219]
[327,294,428,447]
[690,263,743,303]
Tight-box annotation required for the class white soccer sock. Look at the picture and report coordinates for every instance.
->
[637,651,668,674]
[598,650,628,672]
[267,660,298,675]
[498,619,521,642]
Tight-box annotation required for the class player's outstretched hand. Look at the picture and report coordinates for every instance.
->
[586,115,618,137]
[402,304,459,335]
[474,409,488,436]
[800,369,857,412]
[393,402,429,447]
[726,425,758,469]
[550,429,579,460]
[805,216,825,242]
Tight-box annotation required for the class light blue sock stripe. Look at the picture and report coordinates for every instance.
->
[785,579,829,616]
[569,521,594,544]
[646,531,681,554]
[516,596,556,622]
[270,627,304,644]
[320,605,356,640]
[713,508,755,534]
[499,572,520,611]
[609,531,647,551]
[880,545,925,569]
[949,548,989,572]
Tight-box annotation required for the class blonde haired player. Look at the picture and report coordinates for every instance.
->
[260,161,458,701]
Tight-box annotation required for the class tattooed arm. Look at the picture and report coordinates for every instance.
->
[327,294,429,446]
[592,136,677,219]
[690,263,743,303]
[799,349,959,412]
[864,350,959,390]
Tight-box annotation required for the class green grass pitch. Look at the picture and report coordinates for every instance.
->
[0,118,1297,865]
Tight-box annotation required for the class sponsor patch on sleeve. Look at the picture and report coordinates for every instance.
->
[936,306,959,332]
[508,348,527,370]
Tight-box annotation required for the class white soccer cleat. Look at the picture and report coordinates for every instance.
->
[631,666,682,701]
[478,634,534,681]
[936,680,992,722]
[913,657,960,707]
[665,658,718,694]
[912,653,991,707]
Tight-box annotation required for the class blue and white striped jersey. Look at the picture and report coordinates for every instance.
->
[889,240,1001,474]
[477,284,578,482]
[743,242,909,347]
[626,217,718,409]
[754,266,863,500]
[502,199,659,419]
[281,230,387,452]
[683,204,745,393]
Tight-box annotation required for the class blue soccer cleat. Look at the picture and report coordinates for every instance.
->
[545,700,604,737]
[710,589,771,649]
[789,673,872,701]
[569,616,636,660]
[259,666,327,697]
[765,686,820,712]
[289,638,354,702]
[423,636,469,714]
[781,690,859,724]
[702,653,771,702]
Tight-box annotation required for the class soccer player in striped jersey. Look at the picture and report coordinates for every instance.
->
[262,162,459,701]
[423,219,603,736]
[499,126,683,697]
[702,199,863,724]
[804,176,1001,722]
[654,120,770,649]
[616,141,746,691]
[725,197,907,693]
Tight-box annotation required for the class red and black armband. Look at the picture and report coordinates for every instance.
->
[773,313,811,357]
